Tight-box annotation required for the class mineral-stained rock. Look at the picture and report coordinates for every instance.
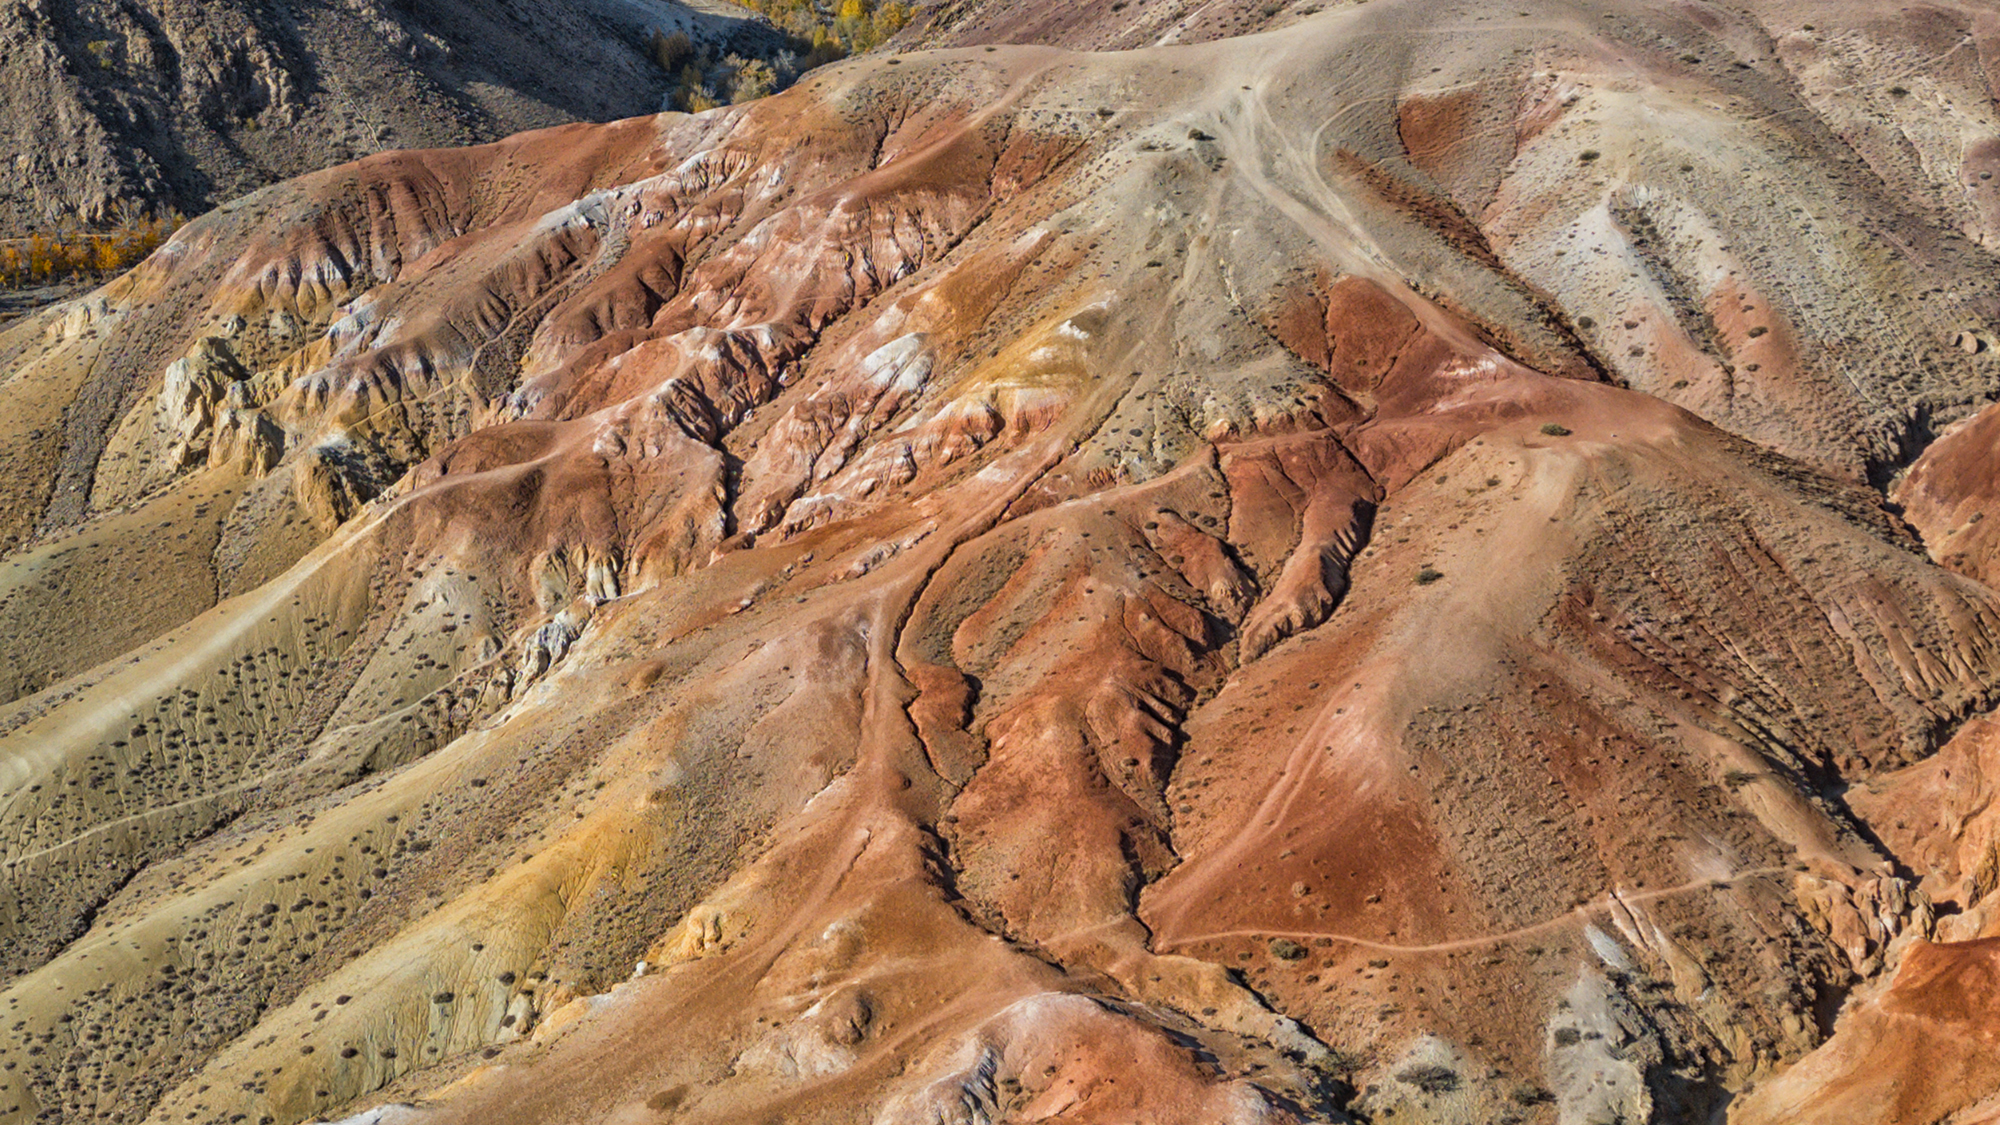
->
[4,3,2000,1125]
[158,335,251,467]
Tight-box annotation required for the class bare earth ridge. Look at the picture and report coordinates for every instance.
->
[5,1,2000,1123]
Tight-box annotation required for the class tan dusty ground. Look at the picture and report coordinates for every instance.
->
[5,2,2000,1124]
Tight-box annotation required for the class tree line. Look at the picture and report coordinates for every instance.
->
[0,205,183,288]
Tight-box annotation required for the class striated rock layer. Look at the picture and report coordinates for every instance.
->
[4,1,2000,1123]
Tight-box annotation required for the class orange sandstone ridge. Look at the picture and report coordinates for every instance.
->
[5,2,2000,1124]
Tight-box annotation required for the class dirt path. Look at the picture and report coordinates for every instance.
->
[1157,864,1792,956]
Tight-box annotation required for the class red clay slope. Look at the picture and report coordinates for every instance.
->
[3,3,2000,1125]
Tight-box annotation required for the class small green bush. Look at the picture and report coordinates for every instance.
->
[1539,422,1571,436]
[1415,567,1443,585]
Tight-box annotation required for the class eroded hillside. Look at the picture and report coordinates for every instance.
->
[0,0,773,226]
[5,2,2000,1124]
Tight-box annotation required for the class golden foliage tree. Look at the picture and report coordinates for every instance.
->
[0,208,183,288]
[874,0,913,37]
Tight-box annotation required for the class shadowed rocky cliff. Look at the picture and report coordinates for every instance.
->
[0,0,775,227]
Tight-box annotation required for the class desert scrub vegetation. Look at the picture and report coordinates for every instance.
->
[1395,1062,1461,1095]
[660,45,780,112]
[652,0,913,111]
[1268,937,1308,960]
[0,203,183,287]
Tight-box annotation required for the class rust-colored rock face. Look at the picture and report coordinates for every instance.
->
[7,3,2000,1124]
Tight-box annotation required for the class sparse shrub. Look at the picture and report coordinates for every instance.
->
[1723,769,1758,789]
[670,61,726,112]
[660,29,816,113]
[1539,422,1571,436]
[1314,1045,1370,1076]
[1579,149,1601,162]
[725,54,779,102]
[1415,567,1444,585]
[1552,1026,1582,1046]
[1269,937,1308,960]
[1511,1083,1555,1105]
[649,29,693,71]
[1396,1062,1460,1095]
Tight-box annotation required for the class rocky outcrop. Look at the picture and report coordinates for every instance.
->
[157,335,251,467]
[1795,871,1936,978]
[156,334,288,472]
[1732,938,2000,1125]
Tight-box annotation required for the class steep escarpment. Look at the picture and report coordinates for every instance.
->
[5,3,2000,1125]
[0,0,776,227]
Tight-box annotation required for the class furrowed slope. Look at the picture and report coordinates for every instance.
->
[2,3,2000,1125]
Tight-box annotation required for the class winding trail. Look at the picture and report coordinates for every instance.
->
[1156,864,1793,956]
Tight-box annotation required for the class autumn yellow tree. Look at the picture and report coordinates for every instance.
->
[874,0,912,37]
[2,206,182,288]
[26,233,53,281]
[92,236,123,274]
